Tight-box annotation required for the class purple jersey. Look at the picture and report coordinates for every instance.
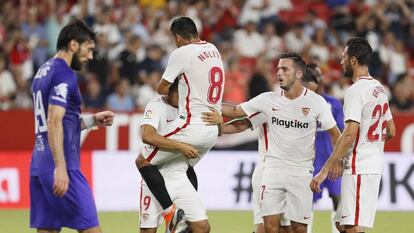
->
[30,58,82,176]
[314,93,344,172]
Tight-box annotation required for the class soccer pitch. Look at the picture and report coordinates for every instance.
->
[1,210,413,233]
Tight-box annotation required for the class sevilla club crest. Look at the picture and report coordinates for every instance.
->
[302,107,310,116]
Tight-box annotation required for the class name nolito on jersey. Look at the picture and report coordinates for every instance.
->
[272,117,309,129]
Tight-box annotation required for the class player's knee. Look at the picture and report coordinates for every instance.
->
[139,228,157,233]
[336,222,345,232]
[279,226,292,233]
[191,220,210,233]
[136,154,150,169]
[290,222,307,233]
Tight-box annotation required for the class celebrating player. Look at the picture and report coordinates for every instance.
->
[310,37,396,233]
[137,16,225,233]
[221,52,341,233]
[30,19,114,233]
[302,64,344,233]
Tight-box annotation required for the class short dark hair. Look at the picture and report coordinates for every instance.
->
[345,37,372,66]
[56,19,96,51]
[303,63,320,85]
[280,52,306,74]
[170,17,198,40]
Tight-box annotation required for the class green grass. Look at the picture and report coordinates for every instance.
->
[1,210,413,233]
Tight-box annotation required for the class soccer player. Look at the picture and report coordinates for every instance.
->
[310,37,396,233]
[137,16,225,232]
[136,80,209,233]
[221,52,341,233]
[302,64,344,233]
[202,110,291,233]
[30,19,115,233]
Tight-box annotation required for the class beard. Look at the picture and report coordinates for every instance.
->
[70,52,83,71]
[343,63,353,78]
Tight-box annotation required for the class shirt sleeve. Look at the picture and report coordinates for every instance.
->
[317,96,337,130]
[48,69,75,109]
[248,113,266,130]
[343,87,362,123]
[240,93,267,117]
[140,101,162,129]
[162,49,188,83]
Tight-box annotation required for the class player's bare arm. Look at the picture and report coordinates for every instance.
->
[222,118,252,134]
[221,103,247,119]
[326,125,342,180]
[80,111,115,130]
[157,79,172,95]
[310,120,359,192]
[47,104,69,197]
[385,119,396,141]
[141,124,199,159]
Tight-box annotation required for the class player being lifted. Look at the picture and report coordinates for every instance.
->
[30,19,114,233]
[221,52,341,233]
[136,16,225,233]
[302,64,344,233]
[310,37,396,233]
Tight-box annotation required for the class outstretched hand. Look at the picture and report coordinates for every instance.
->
[94,111,115,127]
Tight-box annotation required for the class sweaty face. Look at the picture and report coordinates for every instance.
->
[70,40,95,71]
[341,47,354,78]
[277,58,298,91]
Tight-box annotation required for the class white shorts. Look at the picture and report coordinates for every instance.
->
[139,158,207,228]
[334,174,381,228]
[142,124,218,166]
[261,173,313,225]
[252,161,290,226]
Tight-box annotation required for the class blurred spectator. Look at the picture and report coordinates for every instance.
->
[0,53,16,110]
[284,23,310,53]
[304,10,327,39]
[46,1,70,56]
[233,21,264,70]
[223,57,247,104]
[131,71,161,110]
[139,44,164,74]
[106,79,135,112]
[390,73,414,113]
[118,35,141,84]
[8,27,33,80]
[87,33,110,88]
[21,7,48,72]
[262,23,284,60]
[83,76,106,109]
[305,28,330,65]
[12,65,32,109]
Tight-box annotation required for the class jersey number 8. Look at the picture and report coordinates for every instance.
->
[207,66,224,104]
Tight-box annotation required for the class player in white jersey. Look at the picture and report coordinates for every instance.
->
[202,110,291,233]
[136,80,209,233]
[137,17,224,233]
[310,38,396,233]
[221,52,341,233]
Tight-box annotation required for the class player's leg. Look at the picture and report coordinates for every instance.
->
[37,230,59,233]
[78,226,102,233]
[263,214,282,233]
[188,220,210,233]
[261,173,287,233]
[284,175,312,233]
[280,216,292,233]
[338,175,380,233]
[252,161,265,233]
[139,179,164,233]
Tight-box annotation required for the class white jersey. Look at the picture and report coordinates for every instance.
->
[241,89,337,175]
[342,77,393,175]
[140,96,178,135]
[248,113,268,162]
[162,41,225,125]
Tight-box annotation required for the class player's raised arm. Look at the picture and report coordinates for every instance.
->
[311,120,359,192]
[47,104,69,197]
[157,79,172,95]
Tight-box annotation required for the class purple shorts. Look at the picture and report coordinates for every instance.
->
[30,170,99,231]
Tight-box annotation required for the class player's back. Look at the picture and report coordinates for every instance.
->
[171,41,225,125]
[31,58,82,176]
[343,77,392,175]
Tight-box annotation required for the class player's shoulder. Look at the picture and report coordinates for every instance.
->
[304,88,325,102]
[145,96,169,109]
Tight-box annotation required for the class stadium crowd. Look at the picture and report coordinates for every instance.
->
[0,0,413,113]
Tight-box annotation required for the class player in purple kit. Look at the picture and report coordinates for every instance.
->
[302,64,344,233]
[30,19,114,233]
